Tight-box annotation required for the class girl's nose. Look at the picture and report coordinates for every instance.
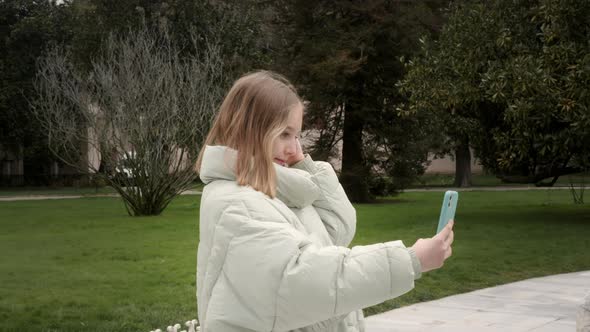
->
[285,139,296,155]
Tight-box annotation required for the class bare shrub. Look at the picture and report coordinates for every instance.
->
[33,27,225,215]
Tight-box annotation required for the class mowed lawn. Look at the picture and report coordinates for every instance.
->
[0,190,589,331]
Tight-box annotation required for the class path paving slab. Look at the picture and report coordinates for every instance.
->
[365,271,590,332]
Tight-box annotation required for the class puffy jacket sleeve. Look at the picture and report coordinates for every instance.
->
[208,200,419,332]
[290,155,356,247]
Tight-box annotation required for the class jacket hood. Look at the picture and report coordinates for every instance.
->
[199,145,320,208]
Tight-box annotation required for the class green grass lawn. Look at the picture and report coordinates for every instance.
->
[0,190,589,331]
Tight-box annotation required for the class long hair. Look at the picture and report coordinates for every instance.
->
[196,71,303,197]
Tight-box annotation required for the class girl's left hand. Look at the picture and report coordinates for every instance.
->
[287,138,305,166]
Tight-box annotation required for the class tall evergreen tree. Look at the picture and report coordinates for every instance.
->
[270,0,448,202]
[0,0,73,183]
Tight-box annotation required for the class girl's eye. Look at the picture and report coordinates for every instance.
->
[281,132,290,138]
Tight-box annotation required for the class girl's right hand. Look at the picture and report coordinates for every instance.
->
[410,220,454,273]
[286,137,305,166]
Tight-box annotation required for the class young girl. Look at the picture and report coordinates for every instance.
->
[195,71,454,332]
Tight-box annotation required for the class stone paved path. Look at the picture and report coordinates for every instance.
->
[365,271,590,332]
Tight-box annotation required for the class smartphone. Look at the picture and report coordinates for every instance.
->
[437,190,458,234]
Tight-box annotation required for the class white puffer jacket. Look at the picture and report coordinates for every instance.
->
[196,145,422,332]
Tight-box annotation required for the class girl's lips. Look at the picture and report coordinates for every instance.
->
[274,158,287,166]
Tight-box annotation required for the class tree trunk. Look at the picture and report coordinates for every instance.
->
[340,100,372,203]
[454,137,472,187]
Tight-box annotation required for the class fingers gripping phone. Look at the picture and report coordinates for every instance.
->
[437,190,458,234]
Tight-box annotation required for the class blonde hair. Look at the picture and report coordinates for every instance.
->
[196,70,303,197]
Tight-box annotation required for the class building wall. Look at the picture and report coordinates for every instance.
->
[425,150,483,174]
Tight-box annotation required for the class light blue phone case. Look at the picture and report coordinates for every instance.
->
[437,190,458,234]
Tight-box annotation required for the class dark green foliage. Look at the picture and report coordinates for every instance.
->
[0,0,72,175]
[68,0,265,74]
[400,0,590,186]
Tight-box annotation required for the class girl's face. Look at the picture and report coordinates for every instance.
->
[272,103,303,167]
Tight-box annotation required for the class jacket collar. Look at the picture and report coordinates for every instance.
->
[199,145,320,208]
